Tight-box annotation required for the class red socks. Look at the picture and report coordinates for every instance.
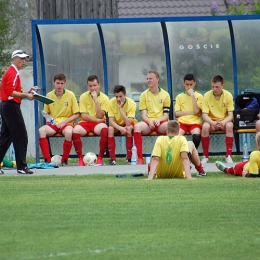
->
[39,137,51,162]
[62,140,72,162]
[195,162,204,173]
[126,136,133,160]
[226,167,235,175]
[108,136,133,160]
[108,137,116,160]
[225,136,234,157]
[134,132,143,159]
[201,136,210,158]
[73,133,83,159]
[99,128,108,158]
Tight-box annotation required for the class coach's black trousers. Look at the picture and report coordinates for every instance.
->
[0,101,28,169]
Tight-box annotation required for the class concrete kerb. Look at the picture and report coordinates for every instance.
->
[0,163,231,177]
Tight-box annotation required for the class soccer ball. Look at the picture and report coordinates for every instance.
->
[83,152,97,166]
[51,155,62,166]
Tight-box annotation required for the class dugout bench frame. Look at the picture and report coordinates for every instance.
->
[46,130,247,160]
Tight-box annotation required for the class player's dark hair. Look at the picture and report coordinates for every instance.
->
[87,75,99,83]
[184,74,195,82]
[212,75,223,84]
[167,120,180,134]
[54,73,66,82]
[114,85,126,95]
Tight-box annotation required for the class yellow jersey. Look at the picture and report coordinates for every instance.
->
[174,91,203,125]
[139,87,171,121]
[79,91,109,122]
[152,135,189,178]
[202,89,234,120]
[248,151,260,174]
[108,97,137,125]
[44,89,79,125]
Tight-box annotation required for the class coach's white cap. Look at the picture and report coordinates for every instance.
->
[12,50,29,59]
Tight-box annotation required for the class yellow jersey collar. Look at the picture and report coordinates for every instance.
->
[213,90,223,96]
[149,87,161,93]
[55,88,65,96]
[89,91,101,97]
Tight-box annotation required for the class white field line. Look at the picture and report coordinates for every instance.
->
[12,241,217,259]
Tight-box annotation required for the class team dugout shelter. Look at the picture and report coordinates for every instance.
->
[31,15,260,162]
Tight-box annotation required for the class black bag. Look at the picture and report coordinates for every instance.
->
[234,92,260,130]
[234,108,259,130]
[236,92,260,109]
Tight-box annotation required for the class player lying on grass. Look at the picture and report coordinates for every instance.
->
[144,120,206,181]
[216,132,260,177]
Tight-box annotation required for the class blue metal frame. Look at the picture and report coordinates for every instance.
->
[31,20,39,161]
[32,22,48,162]
[228,20,238,99]
[31,15,260,160]
[161,22,173,119]
[97,24,108,95]
[31,14,260,25]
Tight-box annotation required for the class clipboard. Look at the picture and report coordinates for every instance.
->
[31,91,54,104]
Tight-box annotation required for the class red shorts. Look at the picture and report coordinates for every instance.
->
[179,122,202,133]
[113,122,135,136]
[144,120,167,134]
[78,121,100,134]
[119,122,135,127]
[47,123,70,135]
[233,161,248,176]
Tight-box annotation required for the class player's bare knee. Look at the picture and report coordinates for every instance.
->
[134,122,144,132]
[108,126,114,135]
[202,122,210,132]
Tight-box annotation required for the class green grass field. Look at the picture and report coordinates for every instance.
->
[1,172,260,260]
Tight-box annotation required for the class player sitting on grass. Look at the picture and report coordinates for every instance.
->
[216,132,260,177]
[144,120,206,181]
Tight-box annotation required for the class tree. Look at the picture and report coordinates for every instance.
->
[0,0,17,77]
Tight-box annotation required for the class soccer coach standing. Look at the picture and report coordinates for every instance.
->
[0,50,37,174]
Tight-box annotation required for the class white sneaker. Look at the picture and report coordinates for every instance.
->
[225,155,233,163]
[201,156,209,164]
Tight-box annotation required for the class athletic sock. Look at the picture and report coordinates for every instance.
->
[226,167,234,175]
[72,133,83,159]
[62,140,72,162]
[201,136,210,158]
[98,128,108,158]
[195,162,204,172]
[225,136,234,157]
[134,132,143,159]
[126,136,133,159]
[108,137,116,160]
[39,137,51,162]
